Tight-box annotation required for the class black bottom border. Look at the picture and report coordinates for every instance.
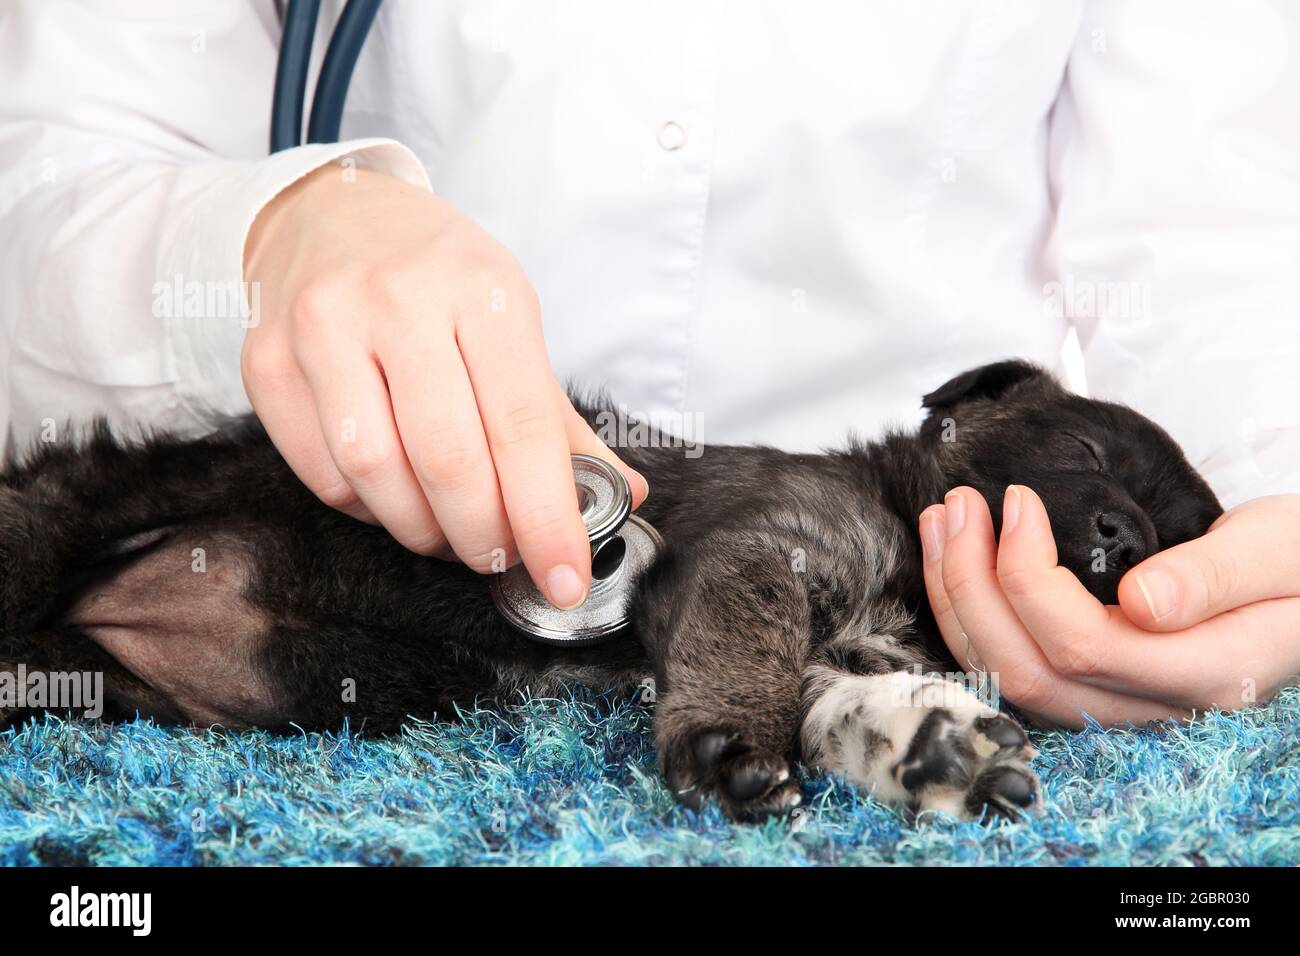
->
[0,863,1286,941]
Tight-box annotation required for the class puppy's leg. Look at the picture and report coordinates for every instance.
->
[801,665,1040,820]
[637,530,810,821]
[0,627,185,727]
[1,421,283,635]
[0,429,299,727]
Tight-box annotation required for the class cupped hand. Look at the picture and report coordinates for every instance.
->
[242,164,647,608]
[919,488,1300,729]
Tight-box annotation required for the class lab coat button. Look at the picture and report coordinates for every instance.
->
[657,121,687,151]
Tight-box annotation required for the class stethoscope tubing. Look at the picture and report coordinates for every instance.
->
[270,0,383,153]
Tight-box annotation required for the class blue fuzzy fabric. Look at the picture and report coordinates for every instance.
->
[1,685,1297,866]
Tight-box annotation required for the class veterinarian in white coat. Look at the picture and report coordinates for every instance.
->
[2,1,1298,725]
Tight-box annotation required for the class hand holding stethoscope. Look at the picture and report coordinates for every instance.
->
[249,14,648,615]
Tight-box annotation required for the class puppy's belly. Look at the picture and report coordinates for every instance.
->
[67,534,280,727]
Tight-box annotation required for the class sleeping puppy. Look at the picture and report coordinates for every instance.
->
[0,360,1222,821]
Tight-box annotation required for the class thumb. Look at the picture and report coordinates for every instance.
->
[1118,496,1300,631]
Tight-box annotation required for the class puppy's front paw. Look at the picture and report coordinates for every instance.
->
[802,670,1039,821]
[897,708,1039,820]
[659,726,802,822]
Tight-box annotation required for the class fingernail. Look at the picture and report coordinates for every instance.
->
[546,563,587,609]
[944,491,966,539]
[920,511,946,562]
[1135,569,1178,622]
[1002,485,1022,534]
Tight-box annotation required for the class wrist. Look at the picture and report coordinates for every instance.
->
[243,165,421,282]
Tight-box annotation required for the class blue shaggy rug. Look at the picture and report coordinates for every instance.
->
[1,685,1297,866]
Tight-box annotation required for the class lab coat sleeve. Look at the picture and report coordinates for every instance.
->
[1048,0,1300,508]
[0,0,430,463]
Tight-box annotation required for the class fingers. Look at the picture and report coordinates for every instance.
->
[382,330,516,572]
[296,335,449,557]
[1118,496,1300,632]
[996,485,1114,680]
[242,349,376,525]
[455,287,591,609]
[938,488,1069,720]
[920,506,964,650]
[995,487,1299,711]
[993,485,1189,702]
[384,352,648,580]
[927,487,1187,728]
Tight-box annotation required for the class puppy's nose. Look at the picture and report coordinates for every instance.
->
[1094,511,1146,568]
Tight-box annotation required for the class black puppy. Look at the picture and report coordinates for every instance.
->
[0,361,1221,820]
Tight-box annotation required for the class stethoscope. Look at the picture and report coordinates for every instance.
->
[270,1,663,644]
[270,0,383,152]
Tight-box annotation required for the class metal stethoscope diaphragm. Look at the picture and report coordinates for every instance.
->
[489,455,663,645]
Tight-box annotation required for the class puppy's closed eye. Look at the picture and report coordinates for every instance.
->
[1068,434,1105,473]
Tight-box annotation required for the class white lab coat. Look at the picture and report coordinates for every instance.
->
[1,0,1297,506]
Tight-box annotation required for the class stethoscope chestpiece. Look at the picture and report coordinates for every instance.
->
[489,454,662,646]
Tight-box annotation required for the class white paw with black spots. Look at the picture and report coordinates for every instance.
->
[801,670,1040,821]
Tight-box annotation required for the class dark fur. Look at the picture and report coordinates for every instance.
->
[0,361,1221,818]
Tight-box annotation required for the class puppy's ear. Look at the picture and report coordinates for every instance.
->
[921,360,1055,410]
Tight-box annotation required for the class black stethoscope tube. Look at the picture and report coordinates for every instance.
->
[270,0,383,153]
